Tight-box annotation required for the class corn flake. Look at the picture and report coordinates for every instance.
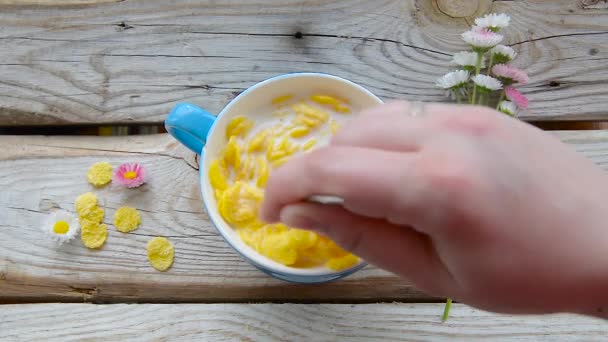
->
[147,237,175,271]
[207,94,362,270]
[113,206,141,233]
[87,162,113,187]
[75,192,98,215]
[81,221,108,249]
[209,159,230,191]
[80,206,105,223]
[326,254,360,271]
[226,116,254,139]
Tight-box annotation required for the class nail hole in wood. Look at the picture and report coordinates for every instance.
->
[294,31,303,39]
[549,81,561,87]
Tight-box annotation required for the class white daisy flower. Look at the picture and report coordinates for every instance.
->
[452,51,486,69]
[472,74,503,91]
[42,210,80,244]
[462,27,503,51]
[490,45,517,64]
[498,100,517,116]
[475,13,511,32]
[435,70,470,89]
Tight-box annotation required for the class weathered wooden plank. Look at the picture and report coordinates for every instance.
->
[1,303,606,341]
[0,0,606,125]
[2,131,608,303]
[0,134,429,303]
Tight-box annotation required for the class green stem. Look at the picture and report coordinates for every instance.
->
[496,90,506,110]
[442,298,453,321]
[471,86,478,104]
[487,53,495,75]
[455,91,462,104]
[471,52,483,104]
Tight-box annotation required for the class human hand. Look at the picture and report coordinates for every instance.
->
[260,101,608,316]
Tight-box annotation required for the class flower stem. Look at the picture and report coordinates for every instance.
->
[456,92,462,104]
[475,52,483,75]
[471,52,483,104]
[496,90,506,110]
[442,298,453,321]
[487,53,495,75]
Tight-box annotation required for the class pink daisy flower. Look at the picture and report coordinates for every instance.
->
[114,163,147,188]
[462,26,503,50]
[492,64,529,85]
[505,87,529,110]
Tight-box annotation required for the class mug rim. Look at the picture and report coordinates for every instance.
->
[200,72,383,279]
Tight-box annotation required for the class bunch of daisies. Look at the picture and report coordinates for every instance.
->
[435,13,529,116]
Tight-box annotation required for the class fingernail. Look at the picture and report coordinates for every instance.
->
[280,205,321,231]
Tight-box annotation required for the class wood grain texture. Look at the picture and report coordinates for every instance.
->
[0,134,428,303]
[0,0,607,125]
[3,131,608,303]
[1,303,606,341]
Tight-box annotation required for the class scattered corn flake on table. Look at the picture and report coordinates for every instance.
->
[1,0,608,340]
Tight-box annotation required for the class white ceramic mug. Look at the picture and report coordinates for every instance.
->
[165,73,383,283]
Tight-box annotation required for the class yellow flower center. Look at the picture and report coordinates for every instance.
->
[124,171,137,179]
[53,221,69,234]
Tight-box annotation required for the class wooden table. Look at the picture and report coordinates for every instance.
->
[1,0,607,340]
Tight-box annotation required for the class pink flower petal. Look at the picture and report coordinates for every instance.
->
[505,87,529,110]
[113,163,147,188]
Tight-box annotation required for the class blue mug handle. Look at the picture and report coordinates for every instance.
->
[165,103,217,155]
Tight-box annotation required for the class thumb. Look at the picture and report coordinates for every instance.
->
[280,202,453,295]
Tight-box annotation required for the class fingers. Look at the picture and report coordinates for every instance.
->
[332,100,499,151]
[280,202,454,295]
[259,145,428,225]
[331,101,428,152]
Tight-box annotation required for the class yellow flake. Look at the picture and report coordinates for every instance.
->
[226,116,254,139]
[271,156,290,168]
[271,94,293,105]
[256,156,269,188]
[294,114,320,128]
[259,232,298,266]
[326,254,359,271]
[224,136,241,169]
[80,206,104,224]
[236,155,255,181]
[214,189,223,200]
[219,182,263,227]
[113,206,141,233]
[289,126,310,138]
[209,159,230,191]
[334,104,351,113]
[75,192,98,215]
[87,162,113,187]
[272,123,293,137]
[292,103,329,122]
[287,229,318,250]
[310,95,341,106]
[302,138,317,151]
[247,129,270,153]
[147,237,175,272]
[81,220,108,249]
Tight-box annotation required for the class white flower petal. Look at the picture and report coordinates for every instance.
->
[452,51,486,68]
[475,13,511,30]
[42,210,80,244]
[462,28,503,48]
[436,70,470,89]
[472,74,503,91]
[498,100,517,115]
[490,45,517,60]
